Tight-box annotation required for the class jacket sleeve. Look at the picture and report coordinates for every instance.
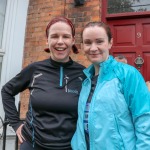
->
[123,66,150,149]
[1,63,35,131]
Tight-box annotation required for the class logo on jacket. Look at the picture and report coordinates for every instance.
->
[64,75,79,94]
[68,89,78,94]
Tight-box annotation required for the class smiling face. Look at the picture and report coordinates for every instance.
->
[48,22,75,62]
[82,26,113,65]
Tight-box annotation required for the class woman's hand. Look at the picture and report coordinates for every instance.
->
[16,124,25,143]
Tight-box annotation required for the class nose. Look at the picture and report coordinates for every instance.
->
[90,43,98,51]
[57,37,63,44]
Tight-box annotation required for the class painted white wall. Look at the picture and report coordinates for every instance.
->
[0,0,29,149]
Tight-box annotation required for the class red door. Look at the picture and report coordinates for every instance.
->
[108,18,150,81]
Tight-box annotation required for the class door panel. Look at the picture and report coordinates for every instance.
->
[143,24,150,45]
[114,25,136,46]
[108,18,150,81]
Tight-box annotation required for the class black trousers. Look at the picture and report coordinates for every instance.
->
[20,140,72,150]
[20,140,43,150]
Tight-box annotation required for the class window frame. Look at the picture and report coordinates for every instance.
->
[102,0,150,21]
[0,0,7,49]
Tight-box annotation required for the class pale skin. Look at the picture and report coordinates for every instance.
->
[82,26,113,75]
[115,57,127,64]
[16,21,75,143]
[16,124,25,143]
[146,81,150,91]
[48,22,75,62]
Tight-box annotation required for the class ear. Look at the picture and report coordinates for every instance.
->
[81,42,83,50]
[81,43,86,55]
[109,38,113,49]
[46,38,49,45]
[72,36,75,45]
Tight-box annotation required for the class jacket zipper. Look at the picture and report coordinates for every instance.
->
[60,66,63,87]
[88,72,102,149]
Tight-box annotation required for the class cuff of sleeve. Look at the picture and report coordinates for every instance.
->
[11,121,24,132]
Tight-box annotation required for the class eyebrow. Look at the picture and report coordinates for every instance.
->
[84,38,104,41]
[50,33,72,36]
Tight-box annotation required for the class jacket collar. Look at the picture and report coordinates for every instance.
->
[49,57,73,67]
[83,55,117,78]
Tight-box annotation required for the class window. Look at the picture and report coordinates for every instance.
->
[0,56,2,81]
[108,0,150,14]
[0,0,7,48]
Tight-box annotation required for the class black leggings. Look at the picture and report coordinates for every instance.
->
[20,140,43,150]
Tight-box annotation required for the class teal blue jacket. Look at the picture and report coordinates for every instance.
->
[71,56,150,150]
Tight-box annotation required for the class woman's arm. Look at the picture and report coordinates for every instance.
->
[124,68,150,149]
[1,63,35,131]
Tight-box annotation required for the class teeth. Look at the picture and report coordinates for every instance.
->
[56,48,65,51]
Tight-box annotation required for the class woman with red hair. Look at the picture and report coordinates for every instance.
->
[2,17,85,150]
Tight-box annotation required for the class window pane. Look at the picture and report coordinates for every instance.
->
[0,0,7,48]
[108,0,150,14]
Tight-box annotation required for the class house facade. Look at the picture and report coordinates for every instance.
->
[0,0,150,149]
[0,0,29,149]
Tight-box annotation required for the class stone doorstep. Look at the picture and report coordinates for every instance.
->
[0,135,16,150]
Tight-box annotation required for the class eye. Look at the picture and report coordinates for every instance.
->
[63,36,70,39]
[63,35,72,39]
[50,34,58,39]
[83,40,91,45]
[96,39,103,44]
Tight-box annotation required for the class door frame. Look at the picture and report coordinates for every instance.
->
[101,0,150,81]
[0,0,29,138]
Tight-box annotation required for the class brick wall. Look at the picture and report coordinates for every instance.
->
[20,0,102,118]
